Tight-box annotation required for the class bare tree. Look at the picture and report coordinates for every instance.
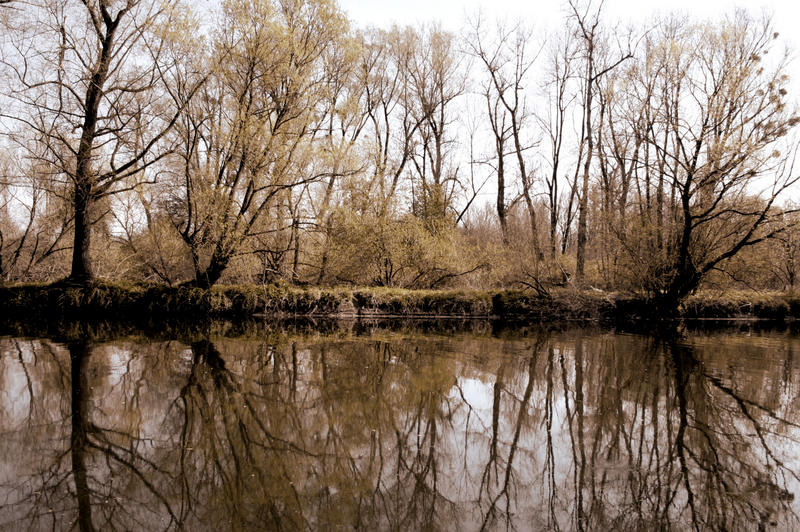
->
[466,17,541,252]
[616,12,800,310]
[0,0,200,283]
[539,29,579,262]
[0,154,72,281]
[406,25,465,230]
[569,0,632,282]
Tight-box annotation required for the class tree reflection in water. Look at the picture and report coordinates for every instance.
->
[0,325,798,530]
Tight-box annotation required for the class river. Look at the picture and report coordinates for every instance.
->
[0,320,797,531]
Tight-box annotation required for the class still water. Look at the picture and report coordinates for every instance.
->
[0,321,798,531]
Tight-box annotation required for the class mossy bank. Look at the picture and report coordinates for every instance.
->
[1,281,799,322]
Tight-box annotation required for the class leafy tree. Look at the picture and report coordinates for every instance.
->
[165,0,348,288]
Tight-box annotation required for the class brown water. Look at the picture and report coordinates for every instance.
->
[0,322,798,531]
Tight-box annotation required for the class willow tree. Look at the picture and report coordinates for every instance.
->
[311,32,369,284]
[164,0,348,288]
[350,27,429,218]
[0,0,196,283]
[614,12,800,310]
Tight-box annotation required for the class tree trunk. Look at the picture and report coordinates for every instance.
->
[316,218,333,285]
[193,249,230,290]
[522,186,540,258]
[316,173,337,284]
[291,217,301,284]
[68,7,123,283]
[575,80,593,282]
[70,186,94,283]
[549,160,558,261]
[496,147,509,245]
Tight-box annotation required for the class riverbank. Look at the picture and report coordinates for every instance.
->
[1,280,798,322]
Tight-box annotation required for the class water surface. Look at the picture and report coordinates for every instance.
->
[0,321,798,531]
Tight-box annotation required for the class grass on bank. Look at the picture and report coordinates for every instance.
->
[682,291,800,320]
[1,280,799,321]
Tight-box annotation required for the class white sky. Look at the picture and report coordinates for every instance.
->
[338,0,800,78]
[337,0,798,33]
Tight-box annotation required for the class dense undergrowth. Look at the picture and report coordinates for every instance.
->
[2,280,799,322]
